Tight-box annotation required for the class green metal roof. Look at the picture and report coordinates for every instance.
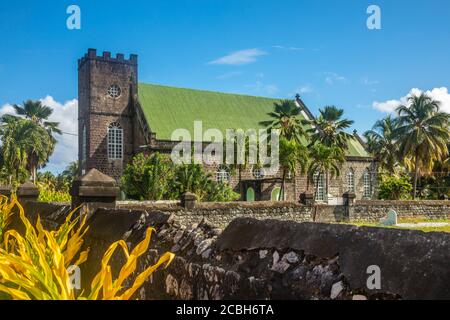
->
[137,83,370,158]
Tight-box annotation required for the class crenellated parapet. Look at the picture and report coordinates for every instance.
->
[78,48,138,69]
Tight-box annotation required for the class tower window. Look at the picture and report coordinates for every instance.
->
[108,122,123,160]
[107,84,121,99]
[363,169,372,199]
[347,168,355,193]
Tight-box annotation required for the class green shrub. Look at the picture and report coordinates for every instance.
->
[378,174,412,200]
[38,184,71,202]
[121,153,240,202]
[120,153,174,200]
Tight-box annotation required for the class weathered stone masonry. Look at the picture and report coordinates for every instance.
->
[17,202,450,300]
[117,200,450,228]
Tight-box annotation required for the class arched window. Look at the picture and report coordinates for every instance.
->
[107,123,123,160]
[363,169,372,199]
[347,168,355,193]
[246,187,255,202]
[216,166,230,184]
[81,125,87,163]
[313,172,326,202]
[81,125,87,174]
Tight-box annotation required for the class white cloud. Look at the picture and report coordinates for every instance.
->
[209,48,267,65]
[0,96,78,173]
[297,85,313,94]
[0,104,16,116]
[272,45,303,51]
[325,72,347,85]
[362,77,380,86]
[216,71,243,80]
[245,73,278,96]
[373,87,450,114]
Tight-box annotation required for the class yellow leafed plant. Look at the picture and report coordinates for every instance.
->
[0,195,174,300]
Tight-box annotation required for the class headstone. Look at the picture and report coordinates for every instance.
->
[379,209,398,226]
[181,192,196,210]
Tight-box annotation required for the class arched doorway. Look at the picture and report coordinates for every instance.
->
[246,187,255,202]
[271,187,281,201]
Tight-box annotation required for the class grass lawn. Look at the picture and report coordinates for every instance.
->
[347,218,450,233]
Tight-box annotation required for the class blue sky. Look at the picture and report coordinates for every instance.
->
[0,0,449,172]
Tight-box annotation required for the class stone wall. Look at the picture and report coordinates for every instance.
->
[15,201,450,300]
[117,199,450,228]
[351,200,450,222]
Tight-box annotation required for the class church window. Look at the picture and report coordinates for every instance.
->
[108,122,123,160]
[216,166,230,184]
[107,84,121,99]
[252,167,264,180]
[314,172,326,202]
[347,168,355,193]
[363,169,372,199]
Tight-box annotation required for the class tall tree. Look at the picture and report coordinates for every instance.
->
[394,93,450,199]
[278,137,308,200]
[307,143,345,202]
[13,100,62,135]
[5,100,61,183]
[0,116,54,184]
[261,99,307,144]
[308,105,354,149]
[363,115,398,173]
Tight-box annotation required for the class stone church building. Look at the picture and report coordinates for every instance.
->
[78,49,377,203]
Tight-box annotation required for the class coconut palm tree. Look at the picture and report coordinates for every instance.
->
[308,105,354,149]
[278,137,308,200]
[62,161,79,179]
[394,93,450,199]
[307,143,345,202]
[363,115,398,173]
[0,116,54,184]
[1,117,31,184]
[13,100,62,135]
[260,99,308,144]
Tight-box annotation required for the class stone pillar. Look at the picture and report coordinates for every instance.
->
[181,192,196,210]
[300,192,315,206]
[71,169,119,213]
[0,185,12,198]
[17,182,40,203]
[343,192,356,206]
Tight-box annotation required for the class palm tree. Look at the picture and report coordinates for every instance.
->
[1,117,30,184]
[363,115,398,173]
[307,143,345,202]
[172,164,211,201]
[394,93,450,199]
[13,100,62,135]
[260,99,308,144]
[0,116,54,184]
[308,105,354,149]
[62,161,79,179]
[278,137,308,200]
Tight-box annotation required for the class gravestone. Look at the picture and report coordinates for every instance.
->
[379,209,398,226]
[181,192,197,210]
